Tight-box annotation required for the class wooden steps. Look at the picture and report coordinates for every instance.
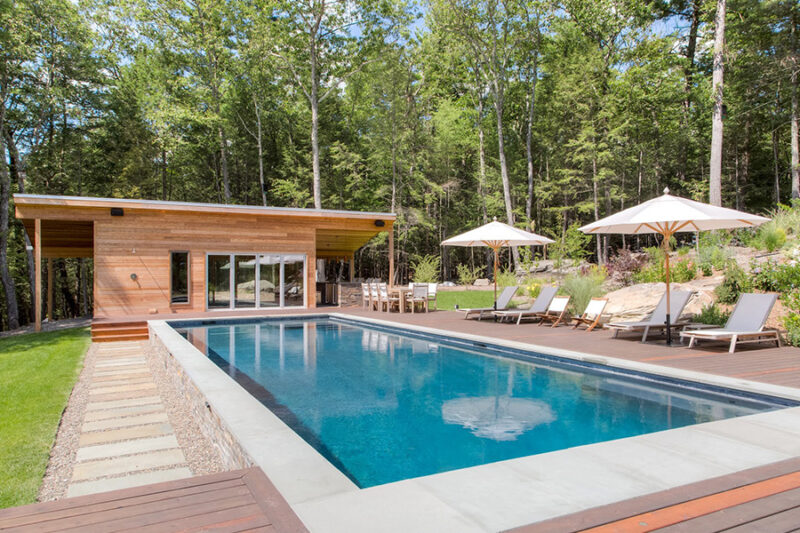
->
[91,321,149,342]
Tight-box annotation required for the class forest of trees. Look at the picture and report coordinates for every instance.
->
[0,0,798,330]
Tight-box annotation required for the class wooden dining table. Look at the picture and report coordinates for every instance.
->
[387,286,412,313]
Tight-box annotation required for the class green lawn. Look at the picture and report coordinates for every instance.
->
[0,328,90,508]
[435,290,498,311]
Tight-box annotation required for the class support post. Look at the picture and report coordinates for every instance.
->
[349,255,355,282]
[388,225,394,286]
[34,219,42,332]
[47,258,53,321]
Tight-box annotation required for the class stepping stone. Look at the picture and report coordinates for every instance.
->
[79,422,173,446]
[89,376,153,388]
[71,448,187,481]
[89,382,157,395]
[95,359,146,368]
[82,411,168,432]
[93,367,149,377]
[76,435,180,462]
[92,372,152,383]
[85,396,162,411]
[90,388,159,402]
[66,467,192,498]
[84,404,163,422]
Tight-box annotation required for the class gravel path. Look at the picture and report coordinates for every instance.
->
[39,341,225,501]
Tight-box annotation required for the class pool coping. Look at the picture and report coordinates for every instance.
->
[149,314,800,532]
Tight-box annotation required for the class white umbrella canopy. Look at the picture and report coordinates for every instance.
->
[442,396,556,442]
[579,188,770,344]
[579,189,769,235]
[442,219,554,305]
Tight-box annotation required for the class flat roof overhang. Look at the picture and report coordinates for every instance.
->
[14,194,396,259]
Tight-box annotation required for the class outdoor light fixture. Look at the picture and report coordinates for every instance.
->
[374,220,385,227]
[130,273,138,281]
[110,207,124,216]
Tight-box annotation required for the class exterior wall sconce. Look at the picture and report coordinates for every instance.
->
[130,273,138,281]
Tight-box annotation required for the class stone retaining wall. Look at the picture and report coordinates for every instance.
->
[150,333,253,471]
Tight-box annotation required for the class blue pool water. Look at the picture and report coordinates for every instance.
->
[176,317,790,488]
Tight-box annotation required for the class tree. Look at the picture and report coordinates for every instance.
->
[708,0,726,206]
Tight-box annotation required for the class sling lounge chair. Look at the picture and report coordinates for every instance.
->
[571,298,608,331]
[537,296,571,327]
[493,286,558,325]
[605,290,693,342]
[680,293,780,353]
[460,285,518,320]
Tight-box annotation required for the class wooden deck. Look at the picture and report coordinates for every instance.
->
[339,308,800,389]
[0,468,307,533]
[510,457,800,532]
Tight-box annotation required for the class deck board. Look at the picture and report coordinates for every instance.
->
[0,469,307,533]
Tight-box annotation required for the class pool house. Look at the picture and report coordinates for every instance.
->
[14,194,395,340]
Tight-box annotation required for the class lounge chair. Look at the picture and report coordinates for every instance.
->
[460,285,518,320]
[493,286,558,325]
[605,290,693,342]
[680,293,780,353]
[537,296,571,327]
[571,298,609,331]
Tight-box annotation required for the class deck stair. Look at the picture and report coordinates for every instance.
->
[91,320,149,342]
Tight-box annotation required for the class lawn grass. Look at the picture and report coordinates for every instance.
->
[0,327,90,508]
[434,290,497,311]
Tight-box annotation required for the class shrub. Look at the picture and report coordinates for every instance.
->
[676,246,691,256]
[783,290,800,347]
[697,232,733,272]
[521,277,543,299]
[694,303,730,326]
[410,254,440,283]
[456,263,485,287]
[561,266,606,315]
[670,259,696,283]
[761,225,787,252]
[700,263,713,277]
[495,268,517,288]
[751,259,800,293]
[606,249,647,285]
[715,263,752,304]
[549,222,591,268]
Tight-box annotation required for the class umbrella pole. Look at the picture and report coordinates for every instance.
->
[493,247,499,310]
[664,233,672,346]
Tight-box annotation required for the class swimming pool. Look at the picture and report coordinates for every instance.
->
[175,317,792,488]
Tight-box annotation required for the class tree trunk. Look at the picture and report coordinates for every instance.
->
[253,95,267,206]
[708,0,726,206]
[593,157,601,263]
[161,149,168,201]
[4,128,34,320]
[791,4,799,198]
[774,128,782,203]
[477,94,488,224]
[525,55,539,223]
[0,104,19,330]
[310,34,322,209]
[217,125,231,201]
[493,87,519,268]
[680,0,701,180]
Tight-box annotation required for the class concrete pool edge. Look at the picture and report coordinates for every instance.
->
[148,320,360,506]
[150,314,800,532]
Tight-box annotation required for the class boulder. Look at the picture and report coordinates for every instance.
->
[474,278,490,287]
[603,281,715,322]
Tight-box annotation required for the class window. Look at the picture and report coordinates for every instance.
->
[207,255,230,308]
[206,253,306,309]
[170,252,190,305]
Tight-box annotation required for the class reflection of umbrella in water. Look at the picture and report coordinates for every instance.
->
[442,396,555,441]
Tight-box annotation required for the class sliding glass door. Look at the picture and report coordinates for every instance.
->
[207,253,306,309]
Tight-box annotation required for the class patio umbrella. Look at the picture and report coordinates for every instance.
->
[441,219,554,307]
[579,188,769,344]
